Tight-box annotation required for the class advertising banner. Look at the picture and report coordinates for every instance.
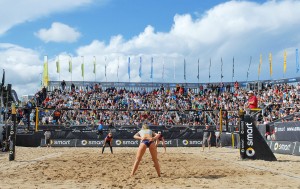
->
[274,122,300,142]
[293,142,300,156]
[113,139,140,147]
[240,115,277,161]
[270,141,295,155]
[177,139,203,147]
[76,139,104,147]
[40,139,76,147]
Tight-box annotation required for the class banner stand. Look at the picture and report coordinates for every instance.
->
[240,114,277,161]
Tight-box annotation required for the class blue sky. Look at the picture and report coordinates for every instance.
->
[1,0,300,96]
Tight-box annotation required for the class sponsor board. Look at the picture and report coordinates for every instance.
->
[40,139,75,147]
[159,139,177,147]
[240,115,277,161]
[274,123,300,142]
[271,141,295,155]
[177,139,203,147]
[76,140,104,147]
[114,139,140,147]
[293,142,300,156]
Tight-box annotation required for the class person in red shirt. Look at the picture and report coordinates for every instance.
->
[102,132,113,154]
[247,90,258,109]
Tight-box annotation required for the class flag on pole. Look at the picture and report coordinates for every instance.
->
[150,57,153,79]
[56,57,60,73]
[209,58,211,79]
[173,60,176,80]
[184,59,186,80]
[128,57,131,79]
[232,57,234,79]
[43,55,49,87]
[105,57,107,79]
[162,59,165,79]
[283,51,287,74]
[93,56,96,74]
[221,58,224,79]
[258,54,262,77]
[296,49,299,73]
[197,59,199,80]
[68,56,72,73]
[81,56,84,78]
[139,57,142,78]
[105,64,107,78]
[247,56,252,80]
[117,57,119,80]
[269,53,273,77]
[1,69,5,88]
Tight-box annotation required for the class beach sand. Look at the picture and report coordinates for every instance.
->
[0,147,299,189]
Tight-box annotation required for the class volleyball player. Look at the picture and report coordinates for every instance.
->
[130,124,161,177]
[102,132,113,154]
[155,131,166,153]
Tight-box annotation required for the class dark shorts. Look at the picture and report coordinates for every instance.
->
[141,140,153,147]
[105,141,112,146]
[46,139,50,145]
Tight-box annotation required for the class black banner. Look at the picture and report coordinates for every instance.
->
[76,139,104,147]
[274,122,300,142]
[40,139,76,147]
[177,139,203,147]
[294,142,300,156]
[270,141,295,155]
[240,115,277,161]
[113,139,140,147]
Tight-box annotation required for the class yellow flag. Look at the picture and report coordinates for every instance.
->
[283,51,287,74]
[93,56,96,74]
[81,56,84,78]
[56,58,60,73]
[43,56,49,87]
[258,54,262,76]
[69,56,72,73]
[269,53,272,77]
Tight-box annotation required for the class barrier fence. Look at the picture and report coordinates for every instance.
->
[40,139,209,148]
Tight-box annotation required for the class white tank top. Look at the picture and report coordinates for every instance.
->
[138,129,153,139]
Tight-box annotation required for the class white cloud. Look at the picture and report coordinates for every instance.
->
[2,0,300,98]
[0,43,42,97]
[0,0,100,35]
[35,22,81,43]
[71,0,300,83]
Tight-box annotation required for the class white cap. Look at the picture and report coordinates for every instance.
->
[247,90,254,94]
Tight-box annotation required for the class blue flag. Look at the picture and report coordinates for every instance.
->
[296,49,299,73]
[139,57,142,78]
[184,59,186,80]
[150,57,153,79]
[128,57,131,79]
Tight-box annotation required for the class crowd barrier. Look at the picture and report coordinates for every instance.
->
[267,141,300,156]
[40,138,212,148]
[274,122,300,141]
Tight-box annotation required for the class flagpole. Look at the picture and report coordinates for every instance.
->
[173,59,175,82]
[117,57,119,82]
[58,56,60,82]
[81,56,84,86]
[94,56,96,82]
[105,57,107,82]
[221,58,223,83]
[232,57,234,83]
[247,56,252,82]
[197,59,199,83]
[69,55,72,82]
[209,58,211,83]
[162,57,165,81]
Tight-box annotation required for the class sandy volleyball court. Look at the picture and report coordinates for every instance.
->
[0,147,299,189]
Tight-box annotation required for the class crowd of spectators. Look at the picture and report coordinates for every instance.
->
[14,81,300,129]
